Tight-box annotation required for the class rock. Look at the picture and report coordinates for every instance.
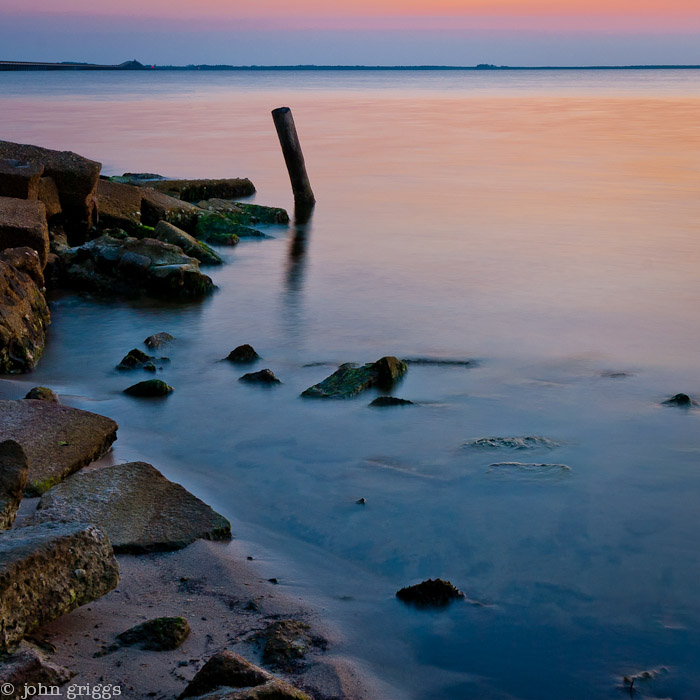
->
[302,356,407,399]
[487,462,572,479]
[194,213,257,244]
[154,221,223,266]
[0,197,49,267]
[140,188,199,230]
[0,246,44,288]
[662,393,697,408]
[0,522,119,652]
[95,179,143,233]
[179,650,312,700]
[197,200,288,225]
[34,461,232,554]
[0,159,44,199]
[115,616,190,651]
[38,177,62,219]
[0,641,73,697]
[124,379,173,397]
[396,579,465,608]
[239,369,281,385]
[116,348,160,372]
[403,357,474,367]
[0,441,28,530]
[0,260,50,374]
[225,344,260,363]
[0,140,102,236]
[144,178,256,202]
[110,173,166,185]
[24,386,59,403]
[369,396,414,407]
[464,436,560,450]
[145,332,175,350]
[254,619,320,670]
[0,399,118,496]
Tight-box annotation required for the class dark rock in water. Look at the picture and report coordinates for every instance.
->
[662,393,697,408]
[24,386,60,403]
[1,246,44,289]
[116,348,165,372]
[116,617,190,651]
[38,176,62,219]
[0,640,74,692]
[230,202,289,225]
[0,158,44,199]
[154,221,223,266]
[145,331,175,350]
[0,440,28,530]
[124,378,173,397]
[34,461,232,554]
[140,178,256,202]
[0,196,49,267]
[369,396,414,407]
[302,356,407,399]
[465,436,559,450]
[194,213,254,245]
[0,522,119,652]
[239,369,281,385]
[487,462,572,480]
[600,370,633,378]
[403,357,474,367]
[226,344,260,363]
[396,579,465,608]
[254,619,318,670]
[95,179,143,234]
[0,258,49,374]
[109,173,166,185]
[0,399,117,496]
[140,188,200,230]
[179,650,311,700]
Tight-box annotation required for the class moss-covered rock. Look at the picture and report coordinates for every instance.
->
[24,386,60,403]
[154,221,223,266]
[123,379,173,397]
[116,348,162,372]
[239,369,280,385]
[302,356,407,399]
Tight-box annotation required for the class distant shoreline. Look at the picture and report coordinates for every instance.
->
[2,60,700,72]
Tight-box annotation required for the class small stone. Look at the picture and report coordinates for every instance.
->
[116,617,190,651]
[116,348,163,372]
[355,498,366,505]
[144,332,175,350]
[396,579,465,608]
[268,578,278,584]
[24,386,60,403]
[662,393,697,408]
[369,396,414,407]
[239,369,281,385]
[124,379,173,397]
[226,344,260,363]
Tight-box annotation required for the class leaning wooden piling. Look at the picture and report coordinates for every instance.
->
[271,107,315,207]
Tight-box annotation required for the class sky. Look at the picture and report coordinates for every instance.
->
[1,0,700,66]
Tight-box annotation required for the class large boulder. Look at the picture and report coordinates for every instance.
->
[0,259,50,374]
[0,246,44,289]
[0,197,49,267]
[154,221,223,266]
[179,650,311,700]
[38,177,62,219]
[0,522,119,653]
[34,461,232,553]
[95,178,143,233]
[0,641,73,697]
[0,141,101,236]
[0,440,28,530]
[143,178,255,202]
[0,159,44,200]
[141,188,200,230]
[301,356,407,399]
[0,399,118,496]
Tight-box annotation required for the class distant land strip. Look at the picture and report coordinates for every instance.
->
[2,60,700,72]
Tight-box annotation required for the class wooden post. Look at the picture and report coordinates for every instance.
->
[272,107,315,207]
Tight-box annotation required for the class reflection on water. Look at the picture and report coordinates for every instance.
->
[1,70,700,699]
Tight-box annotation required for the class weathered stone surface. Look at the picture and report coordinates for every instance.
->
[0,141,101,234]
[662,393,697,408]
[145,178,255,202]
[226,344,260,363]
[0,522,119,652]
[96,179,142,233]
[369,396,414,407]
[115,616,190,651]
[0,260,50,374]
[239,369,281,385]
[0,641,73,698]
[35,461,232,554]
[24,386,60,403]
[254,620,319,670]
[197,201,288,225]
[0,440,28,530]
[0,399,118,496]
[116,348,161,372]
[145,331,175,349]
[180,650,311,700]
[396,579,465,608]
[194,203,287,244]
[0,159,44,200]
[124,378,173,397]
[110,173,166,186]
[154,221,223,266]
[38,177,62,219]
[0,246,44,289]
[302,356,407,399]
[0,197,49,267]
[141,188,199,230]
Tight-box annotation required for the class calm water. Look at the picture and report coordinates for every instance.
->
[2,70,700,699]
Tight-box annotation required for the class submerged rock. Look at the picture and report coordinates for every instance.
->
[179,650,311,700]
[24,386,60,402]
[116,348,157,372]
[487,462,572,479]
[34,461,232,554]
[396,579,465,608]
[154,221,223,266]
[662,393,697,408]
[124,378,173,397]
[115,616,190,651]
[0,196,49,267]
[464,436,560,450]
[302,356,407,399]
[403,357,474,367]
[0,440,28,530]
[0,640,74,694]
[144,331,175,350]
[239,369,281,385]
[369,396,414,407]
[0,399,117,496]
[226,344,260,363]
[0,522,119,652]
[254,619,320,670]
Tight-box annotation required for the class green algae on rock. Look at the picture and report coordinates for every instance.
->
[154,220,223,266]
[24,386,60,403]
[302,356,407,399]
